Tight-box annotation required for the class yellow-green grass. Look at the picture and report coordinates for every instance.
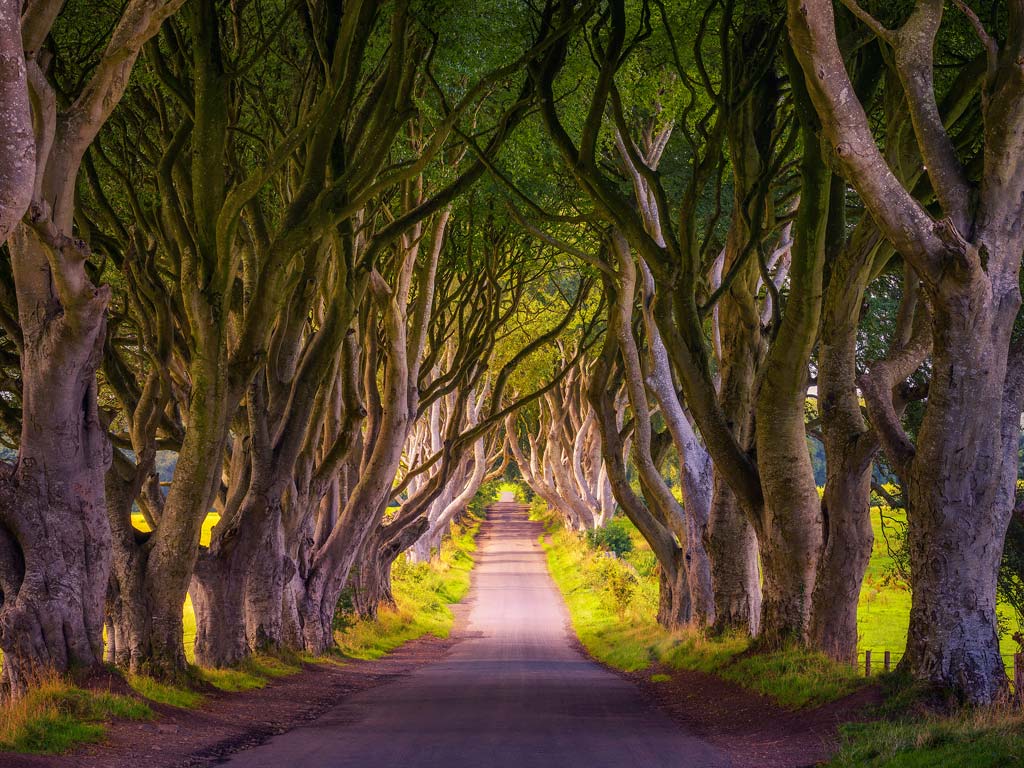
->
[126,652,307,707]
[539,516,863,708]
[542,493,1021,676]
[333,515,481,660]
[126,674,205,707]
[827,707,1024,767]
[0,677,152,754]
[200,653,303,692]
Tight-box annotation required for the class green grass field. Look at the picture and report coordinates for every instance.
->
[829,708,1024,767]
[857,506,1022,668]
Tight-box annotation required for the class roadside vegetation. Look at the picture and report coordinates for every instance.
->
[333,513,483,660]
[829,708,1024,768]
[536,500,1024,765]
[0,506,484,755]
[0,677,151,754]
[536,501,863,708]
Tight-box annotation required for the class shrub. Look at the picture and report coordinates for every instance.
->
[529,495,548,521]
[586,517,634,557]
[593,555,638,616]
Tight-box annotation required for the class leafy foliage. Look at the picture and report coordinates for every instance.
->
[585,517,635,557]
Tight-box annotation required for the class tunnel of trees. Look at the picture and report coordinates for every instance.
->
[1,0,1024,710]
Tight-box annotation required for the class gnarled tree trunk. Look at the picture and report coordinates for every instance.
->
[0,234,111,691]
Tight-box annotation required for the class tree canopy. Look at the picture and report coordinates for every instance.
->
[0,0,1023,709]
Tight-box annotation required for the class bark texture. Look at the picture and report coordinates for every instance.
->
[790,0,1024,701]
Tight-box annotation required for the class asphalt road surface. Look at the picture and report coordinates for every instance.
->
[222,506,732,767]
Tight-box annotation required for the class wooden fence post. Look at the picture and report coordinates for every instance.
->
[865,650,871,677]
[1015,652,1022,705]
[884,650,891,674]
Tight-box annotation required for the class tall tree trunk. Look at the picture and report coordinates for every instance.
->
[588,282,690,631]
[901,294,1018,703]
[350,522,418,620]
[105,466,160,673]
[751,68,829,648]
[639,264,716,626]
[707,480,761,635]
[0,0,182,695]
[808,228,883,662]
[707,270,762,635]
[657,549,691,628]
[141,351,231,676]
[191,474,294,667]
[0,231,111,696]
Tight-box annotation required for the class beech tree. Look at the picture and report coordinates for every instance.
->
[507,363,614,532]
[0,0,183,696]
[0,0,1021,713]
[789,0,1024,703]
[74,0,577,673]
[352,218,598,616]
[527,0,833,642]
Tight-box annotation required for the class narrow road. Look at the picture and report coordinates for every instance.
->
[222,506,732,767]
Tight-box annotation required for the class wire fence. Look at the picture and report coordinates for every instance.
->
[853,650,1023,702]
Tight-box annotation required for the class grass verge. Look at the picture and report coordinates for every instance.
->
[2,509,483,755]
[0,676,152,754]
[538,507,863,708]
[333,513,482,660]
[828,706,1024,767]
[539,503,1024,766]
[126,651,306,708]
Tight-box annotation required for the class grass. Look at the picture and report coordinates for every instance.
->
[333,514,482,660]
[539,500,1024,765]
[0,677,152,754]
[199,653,302,692]
[126,674,205,707]
[0,503,483,756]
[126,652,306,708]
[539,514,864,708]
[828,707,1024,767]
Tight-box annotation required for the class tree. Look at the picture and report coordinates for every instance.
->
[528,0,844,645]
[789,0,1024,703]
[0,0,183,696]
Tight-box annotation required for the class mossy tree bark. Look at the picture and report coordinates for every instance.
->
[0,0,183,695]
[790,0,1024,702]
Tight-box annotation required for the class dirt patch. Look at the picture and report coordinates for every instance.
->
[2,626,463,768]
[626,662,883,768]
